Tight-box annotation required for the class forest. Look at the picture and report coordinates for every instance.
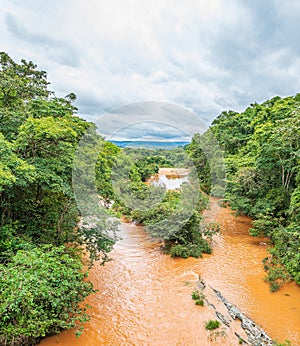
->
[205,96,300,291]
[0,53,299,345]
[0,53,118,345]
[101,146,213,258]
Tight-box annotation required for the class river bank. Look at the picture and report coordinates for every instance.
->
[199,198,300,344]
[40,171,300,345]
[40,200,300,346]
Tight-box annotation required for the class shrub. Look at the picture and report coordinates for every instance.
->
[191,290,205,306]
[187,244,203,258]
[205,320,221,330]
[198,238,212,254]
[263,258,291,292]
[210,185,225,197]
[170,244,189,258]
[195,299,204,306]
[274,340,292,346]
[0,245,94,345]
[191,290,200,300]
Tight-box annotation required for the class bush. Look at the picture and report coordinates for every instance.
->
[0,245,94,345]
[195,299,204,306]
[210,185,225,197]
[191,290,200,300]
[187,244,203,258]
[274,340,292,346]
[263,257,291,292]
[197,238,212,254]
[191,290,205,306]
[170,244,189,258]
[205,320,221,330]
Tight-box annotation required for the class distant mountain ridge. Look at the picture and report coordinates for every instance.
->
[108,140,190,149]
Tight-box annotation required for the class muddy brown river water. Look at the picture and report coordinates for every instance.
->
[41,170,300,346]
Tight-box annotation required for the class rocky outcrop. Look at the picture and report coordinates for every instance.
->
[213,288,273,346]
[196,279,274,346]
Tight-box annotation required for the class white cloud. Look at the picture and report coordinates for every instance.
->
[1,0,300,139]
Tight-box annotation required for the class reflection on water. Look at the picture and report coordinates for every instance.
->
[150,168,190,190]
[151,174,189,190]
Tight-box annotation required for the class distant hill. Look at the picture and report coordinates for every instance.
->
[108,140,190,149]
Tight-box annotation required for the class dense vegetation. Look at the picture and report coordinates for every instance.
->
[97,146,213,258]
[190,95,300,291]
[2,51,298,344]
[0,53,213,344]
[0,53,117,345]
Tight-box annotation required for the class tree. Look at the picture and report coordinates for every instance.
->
[0,52,49,109]
[0,245,94,346]
[204,94,300,289]
[0,53,118,343]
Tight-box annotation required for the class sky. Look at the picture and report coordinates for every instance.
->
[2,0,300,140]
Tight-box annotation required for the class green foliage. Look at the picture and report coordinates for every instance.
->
[191,290,200,300]
[186,129,226,197]
[289,186,300,222]
[207,328,227,342]
[0,52,49,109]
[95,141,121,206]
[171,206,209,256]
[0,133,35,190]
[274,340,292,346]
[170,244,189,258]
[123,147,188,167]
[0,245,94,345]
[263,224,300,288]
[204,94,300,288]
[186,136,211,193]
[191,290,205,306]
[0,53,117,343]
[100,146,211,259]
[205,320,221,330]
[195,299,204,306]
[249,214,282,237]
[133,155,169,181]
[264,262,291,292]
[164,210,211,258]
[0,225,34,263]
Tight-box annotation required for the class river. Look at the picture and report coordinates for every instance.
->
[40,169,300,346]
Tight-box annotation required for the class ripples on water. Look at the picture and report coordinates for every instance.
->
[41,180,300,346]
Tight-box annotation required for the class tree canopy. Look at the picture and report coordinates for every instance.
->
[192,95,300,291]
[0,52,117,345]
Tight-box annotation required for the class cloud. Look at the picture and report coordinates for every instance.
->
[1,0,300,140]
[5,13,80,67]
[95,101,208,141]
[108,122,190,142]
